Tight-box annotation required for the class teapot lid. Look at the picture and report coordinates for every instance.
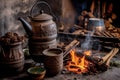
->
[32,10,53,21]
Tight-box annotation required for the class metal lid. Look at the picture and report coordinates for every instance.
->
[32,10,53,21]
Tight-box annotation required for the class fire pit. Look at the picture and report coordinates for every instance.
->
[55,33,120,80]
[44,39,120,80]
[64,48,119,75]
[65,49,93,74]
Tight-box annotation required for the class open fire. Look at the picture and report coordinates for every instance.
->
[65,49,92,74]
[65,48,119,74]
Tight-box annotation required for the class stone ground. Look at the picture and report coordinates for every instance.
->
[1,67,120,80]
[0,51,120,80]
[45,67,120,80]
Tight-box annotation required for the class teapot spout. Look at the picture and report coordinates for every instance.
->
[18,17,33,37]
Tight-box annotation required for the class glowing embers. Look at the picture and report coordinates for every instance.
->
[65,49,92,74]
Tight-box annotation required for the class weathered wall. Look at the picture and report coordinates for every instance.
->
[0,0,63,36]
[0,0,37,36]
[62,0,77,32]
[38,0,62,29]
[0,0,77,36]
[38,0,77,32]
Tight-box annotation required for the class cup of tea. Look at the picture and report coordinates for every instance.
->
[43,48,63,77]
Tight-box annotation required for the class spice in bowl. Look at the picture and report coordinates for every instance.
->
[27,67,46,80]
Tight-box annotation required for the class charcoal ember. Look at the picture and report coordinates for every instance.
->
[71,62,76,65]
[96,64,108,72]
[92,56,102,64]
[78,69,81,72]
[65,61,71,65]
[89,64,97,73]
[70,65,79,68]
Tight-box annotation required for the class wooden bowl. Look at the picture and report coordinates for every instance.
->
[27,67,46,80]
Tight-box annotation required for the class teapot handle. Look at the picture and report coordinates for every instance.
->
[30,1,57,21]
[30,1,51,17]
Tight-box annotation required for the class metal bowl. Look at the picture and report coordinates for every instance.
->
[87,18,105,32]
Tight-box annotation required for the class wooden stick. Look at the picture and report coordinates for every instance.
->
[63,40,80,58]
[76,51,101,65]
[97,31,106,37]
[106,48,119,66]
[90,0,95,14]
[102,1,106,18]
[110,33,117,38]
[72,30,82,34]
[99,31,109,37]
[64,40,79,51]
[100,48,115,63]
[99,48,119,65]
[74,24,83,29]
[103,31,112,37]
[104,31,114,38]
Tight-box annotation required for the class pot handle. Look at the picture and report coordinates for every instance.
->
[30,1,52,17]
[30,1,57,21]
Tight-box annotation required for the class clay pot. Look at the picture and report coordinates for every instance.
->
[43,48,63,77]
[0,42,24,73]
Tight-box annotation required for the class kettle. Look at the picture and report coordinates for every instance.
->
[18,1,57,41]
[18,1,57,63]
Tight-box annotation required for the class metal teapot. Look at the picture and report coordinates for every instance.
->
[18,1,57,41]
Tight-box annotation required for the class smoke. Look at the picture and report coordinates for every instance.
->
[81,31,94,51]
[1,0,20,33]
[81,29,102,54]
[0,0,32,35]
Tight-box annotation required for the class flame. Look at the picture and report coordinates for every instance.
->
[83,50,91,56]
[66,49,91,74]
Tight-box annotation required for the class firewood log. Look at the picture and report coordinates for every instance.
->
[63,40,80,58]
[99,48,119,66]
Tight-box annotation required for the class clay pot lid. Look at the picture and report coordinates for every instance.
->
[32,10,53,21]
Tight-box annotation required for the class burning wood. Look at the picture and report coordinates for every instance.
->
[64,48,119,74]
[63,39,80,58]
[65,49,91,74]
